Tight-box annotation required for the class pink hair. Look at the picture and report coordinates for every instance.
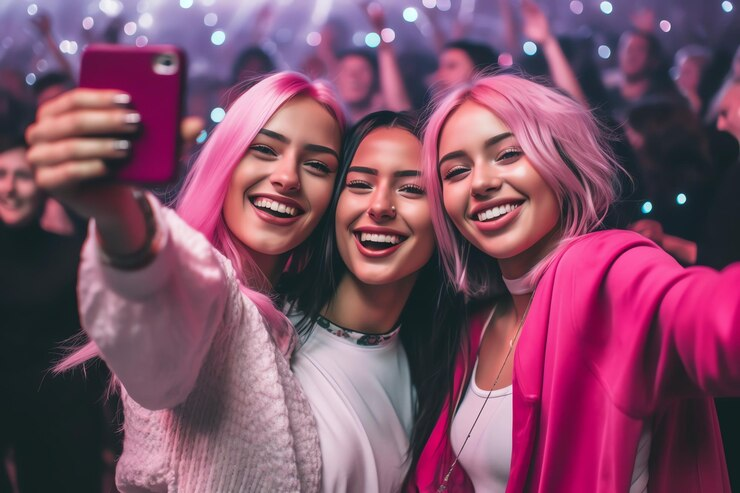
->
[57,71,346,374]
[422,74,622,298]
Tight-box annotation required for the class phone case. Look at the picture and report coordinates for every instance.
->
[79,44,187,184]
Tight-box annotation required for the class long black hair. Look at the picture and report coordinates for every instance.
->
[282,110,466,473]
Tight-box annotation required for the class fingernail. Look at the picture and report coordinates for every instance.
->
[113,94,131,105]
[113,140,131,151]
[123,113,141,124]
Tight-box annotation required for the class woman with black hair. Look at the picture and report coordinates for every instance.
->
[285,110,461,492]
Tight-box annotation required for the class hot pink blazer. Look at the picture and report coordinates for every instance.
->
[413,230,740,492]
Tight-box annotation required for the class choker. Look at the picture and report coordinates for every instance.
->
[316,315,400,347]
[501,273,535,295]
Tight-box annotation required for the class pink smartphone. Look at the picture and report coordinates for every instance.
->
[79,44,187,184]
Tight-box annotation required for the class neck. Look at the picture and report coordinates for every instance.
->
[323,271,418,334]
[621,77,650,100]
[242,246,288,289]
[498,227,561,280]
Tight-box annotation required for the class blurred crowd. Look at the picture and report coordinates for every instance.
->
[1,2,739,492]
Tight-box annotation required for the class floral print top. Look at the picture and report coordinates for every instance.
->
[315,315,401,347]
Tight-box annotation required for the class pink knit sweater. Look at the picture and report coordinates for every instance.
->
[79,199,320,492]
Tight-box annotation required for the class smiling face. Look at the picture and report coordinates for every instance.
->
[223,96,341,258]
[0,147,43,227]
[438,100,560,278]
[335,127,435,286]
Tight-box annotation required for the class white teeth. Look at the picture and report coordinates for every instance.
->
[359,232,402,245]
[253,198,299,217]
[476,203,520,222]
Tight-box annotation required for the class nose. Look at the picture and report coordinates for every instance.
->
[717,115,727,132]
[367,187,396,222]
[270,154,301,194]
[470,161,502,198]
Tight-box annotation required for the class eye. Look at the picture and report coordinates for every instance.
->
[443,166,469,180]
[496,147,523,163]
[399,183,425,196]
[346,179,372,190]
[249,144,277,157]
[305,160,332,175]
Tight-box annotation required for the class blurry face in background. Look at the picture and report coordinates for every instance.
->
[335,127,435,286]
[717,84,740,142]
[619,32,651,79]
[336,55,376,106]
[675,56,704,93]
[432,48,475,94]
[0,147,42,227]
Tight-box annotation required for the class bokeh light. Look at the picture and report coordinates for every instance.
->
[600,1,613,14]
[569,1,584,15]
[523,41,537,56]
[211,30,226,46]
[365,32,381,48]
[403,7,418,22]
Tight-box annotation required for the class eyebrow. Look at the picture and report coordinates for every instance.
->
[258,128,339,160]
[438,131,515,166]
[347,166,421,178]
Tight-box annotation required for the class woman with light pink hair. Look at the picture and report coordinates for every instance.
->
[26,72,345,492]
[408,74,740,492]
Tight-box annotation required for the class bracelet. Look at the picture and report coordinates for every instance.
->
[98,190,161,270]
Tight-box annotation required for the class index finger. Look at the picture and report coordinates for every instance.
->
[37,89,132,120]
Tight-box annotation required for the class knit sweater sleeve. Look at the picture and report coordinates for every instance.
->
[78,196,230,410]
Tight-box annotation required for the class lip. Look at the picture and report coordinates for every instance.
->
[351,226,409,259]
[247,193,305,227]
[470,199,525,233]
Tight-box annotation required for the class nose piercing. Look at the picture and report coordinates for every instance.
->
[391,206,396,213]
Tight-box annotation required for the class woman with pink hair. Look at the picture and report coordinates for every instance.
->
[26,72,345,492]
[409,74,740,492]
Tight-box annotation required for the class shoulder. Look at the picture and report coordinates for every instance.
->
[555,230,659,272]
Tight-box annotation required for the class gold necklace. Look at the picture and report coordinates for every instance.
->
[437,292,535,492]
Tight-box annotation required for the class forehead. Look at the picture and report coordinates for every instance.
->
[341,55,373,70]
[439,100,511,152]
[262,96,340,147]
[351,127,421,171]
[720,85,740,109]
[0,147,28,171]
[441,49,473,66]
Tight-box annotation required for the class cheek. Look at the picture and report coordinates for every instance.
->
[17,181,40,203]
[442,184,468,225]
[305,176,337,219]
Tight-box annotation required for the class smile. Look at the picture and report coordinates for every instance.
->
[250,196,303,219]
[474,202,522,222]
[356,232,406,250]
[352,229,408,258]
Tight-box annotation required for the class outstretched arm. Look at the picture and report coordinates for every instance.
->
[365,2,412,111]
[520,0,588,106]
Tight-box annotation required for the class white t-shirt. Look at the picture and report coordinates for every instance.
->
[451,358,651,492]
[292,316,415,493]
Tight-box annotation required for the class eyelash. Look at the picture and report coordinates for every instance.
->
[443,166,469,180]
[400,184,425,195]
[250,144,276,156]
[347,179,371,189]
[497,147,523,162]
[250,144,331,174]
[306,161,331,174]
[346,180,424,195]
